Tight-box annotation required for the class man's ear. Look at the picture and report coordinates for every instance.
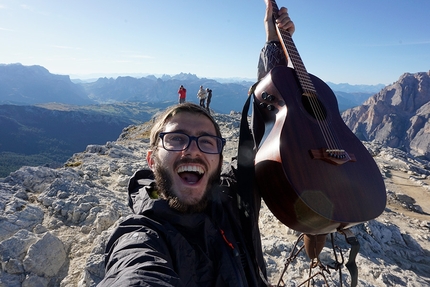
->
[147,150,155,170]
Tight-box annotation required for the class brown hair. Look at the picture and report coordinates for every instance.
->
[149,103,223,151]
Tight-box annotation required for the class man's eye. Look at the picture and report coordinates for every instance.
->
[200,137,216,146]
[170,135,186,142]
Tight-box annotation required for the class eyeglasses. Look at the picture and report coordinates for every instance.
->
[159,132,226,154]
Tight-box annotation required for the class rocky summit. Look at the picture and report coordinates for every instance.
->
[342,71,430,160]
[1,111,430,287]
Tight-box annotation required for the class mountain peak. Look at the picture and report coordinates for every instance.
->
[0,64,93,105]
[342,71,430,159]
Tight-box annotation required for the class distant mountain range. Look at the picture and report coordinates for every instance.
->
[1,63,381,113]
[326,82,385,94]
[0,64,93,106]
[1,63,428,177]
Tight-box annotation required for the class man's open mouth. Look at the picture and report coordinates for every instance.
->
[177,165,205,184]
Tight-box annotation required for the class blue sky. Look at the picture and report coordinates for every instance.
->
[1,0,429,85]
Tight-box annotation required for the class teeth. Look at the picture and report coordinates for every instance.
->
[177,165,204,174]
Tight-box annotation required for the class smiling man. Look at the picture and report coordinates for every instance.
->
[147,105,225,213]
[99,1,295,285]
[99,103,267,287]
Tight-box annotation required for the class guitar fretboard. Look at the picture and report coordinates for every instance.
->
[269,0,347,155]
[270,0,316,96]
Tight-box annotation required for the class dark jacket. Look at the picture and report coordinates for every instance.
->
[257,41,287,80]
[99,42,285,286]
[99,167,268,287]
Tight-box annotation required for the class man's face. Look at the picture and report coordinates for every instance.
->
[147,112,222,212]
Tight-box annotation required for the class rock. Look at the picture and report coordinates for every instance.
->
[0,230,38,262]
[23,232,67,277]
[0,111,429,286]
[342,71,430,159]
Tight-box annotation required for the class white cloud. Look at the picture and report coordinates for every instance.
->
[128,54,153,59]
[20,4,31,10]
[50,45,82,50]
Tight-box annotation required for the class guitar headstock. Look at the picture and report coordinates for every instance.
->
[269,0,280,19]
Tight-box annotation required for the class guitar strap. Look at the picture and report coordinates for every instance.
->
[237,84,272,285]
[237,85,256,209]
[237,82,261,210]
[237,82,261,212]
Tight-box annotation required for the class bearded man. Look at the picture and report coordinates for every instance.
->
[99,1,294,285]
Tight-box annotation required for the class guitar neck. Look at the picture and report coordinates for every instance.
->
[270,0,316,95]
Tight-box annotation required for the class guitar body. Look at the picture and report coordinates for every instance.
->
[253,66,386,234]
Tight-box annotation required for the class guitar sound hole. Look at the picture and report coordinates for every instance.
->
[302,96,327,120]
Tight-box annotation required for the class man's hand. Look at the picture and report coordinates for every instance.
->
[264,0,295,42]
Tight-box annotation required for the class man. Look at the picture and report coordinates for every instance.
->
[100,103,266,286]
[206,87,212,113]
[197,85,207,108]
[178,85,186,104]
[99,1,294,286]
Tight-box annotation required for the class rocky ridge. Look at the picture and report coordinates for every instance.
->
[0,64,92,106]
[342,71,430,159]
[1,112,430,286]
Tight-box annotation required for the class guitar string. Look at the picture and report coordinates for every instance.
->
[271,1,343,154]
[277,27,343,155]
[270,2,334,150]
[287,41,338,150]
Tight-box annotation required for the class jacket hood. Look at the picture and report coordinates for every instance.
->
[127,169,160,215]
[126,169,231,223]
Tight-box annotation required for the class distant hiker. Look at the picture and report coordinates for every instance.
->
[197,85,207,108]
[178,85,187,104]
[206,88,212,113]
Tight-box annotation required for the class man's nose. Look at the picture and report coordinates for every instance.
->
[185,139,200,153]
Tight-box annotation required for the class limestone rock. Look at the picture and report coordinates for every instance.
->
[0,111,429,286]
[342,71,430,159]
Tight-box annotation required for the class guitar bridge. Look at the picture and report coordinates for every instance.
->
[310,148,356,165]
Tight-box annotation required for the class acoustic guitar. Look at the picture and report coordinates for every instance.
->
[253,0,386,234]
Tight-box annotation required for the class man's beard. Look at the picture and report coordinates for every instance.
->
[153,160,221,213]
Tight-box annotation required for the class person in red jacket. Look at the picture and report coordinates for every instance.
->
[99,1,294,286]
[178,85,187,103]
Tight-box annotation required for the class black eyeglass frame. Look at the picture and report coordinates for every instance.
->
[159,132,226,154]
